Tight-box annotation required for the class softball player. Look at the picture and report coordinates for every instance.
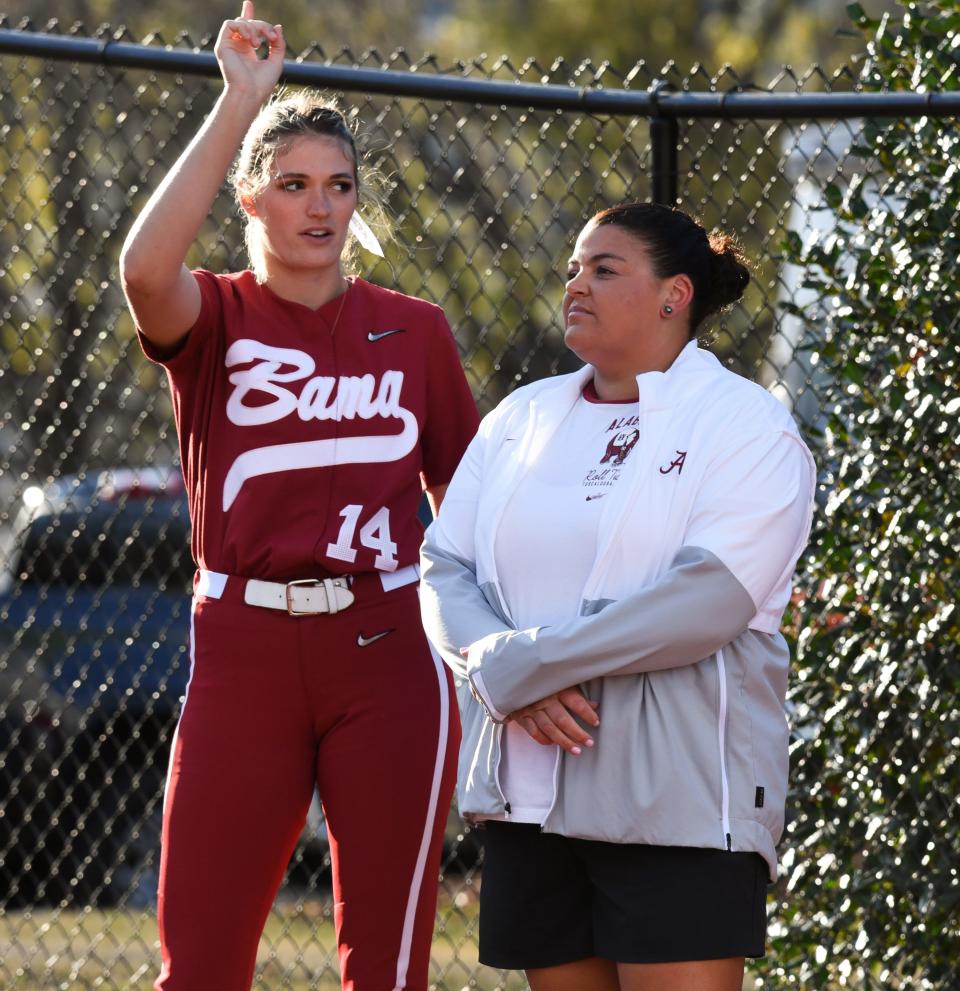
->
[120,5,479,989]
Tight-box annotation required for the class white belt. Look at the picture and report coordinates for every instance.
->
[196,564,420,616]
[246,576,355,616]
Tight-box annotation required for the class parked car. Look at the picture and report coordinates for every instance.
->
[0,468,193,906]
[1,470,478,908]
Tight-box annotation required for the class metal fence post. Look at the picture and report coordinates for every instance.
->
[649,115,679,205]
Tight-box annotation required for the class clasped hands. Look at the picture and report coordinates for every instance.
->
[461,639,600,755]
[507,687,600,756]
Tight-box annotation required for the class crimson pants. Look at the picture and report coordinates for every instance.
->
[155,574,459,991]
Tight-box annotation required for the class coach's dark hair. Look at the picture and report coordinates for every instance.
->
[232,89,389,279]
[592,202,750,336]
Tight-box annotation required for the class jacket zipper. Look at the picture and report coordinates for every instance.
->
[716,647,732,850]
[493,723,511,819]
[541,744,563,824]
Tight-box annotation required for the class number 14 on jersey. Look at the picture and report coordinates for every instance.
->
[326,504,398,571]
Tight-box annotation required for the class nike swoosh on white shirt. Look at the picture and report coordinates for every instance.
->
[367,328,406,342]
[585,493,607,501]
[357,628,395,647]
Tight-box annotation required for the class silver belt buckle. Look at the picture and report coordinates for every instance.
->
[284,577,349,616]
[285,578,323,616]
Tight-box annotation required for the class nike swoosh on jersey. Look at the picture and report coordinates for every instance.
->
[367,328,407,342]
[585,493,607,501]
[357,628,395,647]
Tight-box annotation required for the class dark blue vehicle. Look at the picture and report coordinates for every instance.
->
[0,469,193,906]
[0,471,480,907]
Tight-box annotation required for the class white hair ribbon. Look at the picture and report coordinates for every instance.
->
[349,211,384,257]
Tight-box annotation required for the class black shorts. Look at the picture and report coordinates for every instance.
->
[478,821,768,969]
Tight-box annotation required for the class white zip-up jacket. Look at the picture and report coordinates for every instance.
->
[419,341,815,878]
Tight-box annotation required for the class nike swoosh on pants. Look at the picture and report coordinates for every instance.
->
[357,628,395,647]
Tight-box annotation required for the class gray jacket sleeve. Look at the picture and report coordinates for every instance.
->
[466,545,756,718]
[467,425,815,720]
[419,422,514,680]
[419,535,513,680]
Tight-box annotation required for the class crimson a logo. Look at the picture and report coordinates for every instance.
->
[659,451,687,475]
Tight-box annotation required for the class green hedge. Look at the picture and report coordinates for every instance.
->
[766,2,960,988]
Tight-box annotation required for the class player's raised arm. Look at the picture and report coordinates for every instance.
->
[119,2,284,349]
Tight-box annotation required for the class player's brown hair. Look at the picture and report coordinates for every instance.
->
[232,89,390,279]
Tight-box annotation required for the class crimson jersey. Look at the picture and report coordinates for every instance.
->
[140,271,479,581]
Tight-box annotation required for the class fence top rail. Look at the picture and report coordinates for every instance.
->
[2,27,960,119]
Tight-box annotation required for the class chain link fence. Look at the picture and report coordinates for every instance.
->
[0,18,956,991]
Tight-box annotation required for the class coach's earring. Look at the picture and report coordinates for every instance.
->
[662,304,673,316]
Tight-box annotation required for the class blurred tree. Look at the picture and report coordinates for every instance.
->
[427,0,886,79]
[2,0,898,76]
[2,0,430,56]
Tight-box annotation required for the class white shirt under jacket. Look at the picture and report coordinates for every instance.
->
[493,391,640,823]
[419,340,816,878]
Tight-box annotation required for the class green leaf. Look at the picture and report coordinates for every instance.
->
[824,182,844,210]
[846,2,869,24]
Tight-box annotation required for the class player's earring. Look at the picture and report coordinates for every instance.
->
[662,304,673,317]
